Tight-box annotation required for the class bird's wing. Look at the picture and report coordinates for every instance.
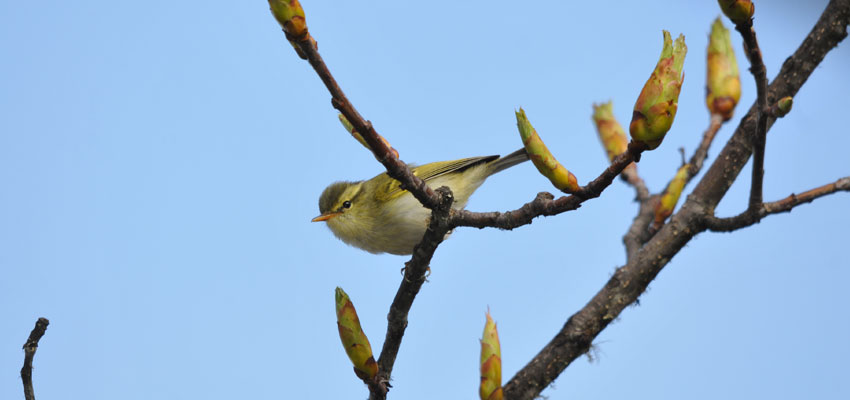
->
[376,155,498,202]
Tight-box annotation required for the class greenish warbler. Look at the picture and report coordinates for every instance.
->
[312,149,529,255]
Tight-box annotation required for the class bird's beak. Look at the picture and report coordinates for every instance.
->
[311,212,340,222]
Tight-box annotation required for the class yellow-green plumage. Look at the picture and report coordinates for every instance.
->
[315,149,528,255]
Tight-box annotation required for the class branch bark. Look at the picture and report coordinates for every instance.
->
[21,317,49,400]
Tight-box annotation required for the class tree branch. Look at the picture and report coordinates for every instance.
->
[285,32,442,210]
[640,113,726,246]
[21,317,49,400]
[622,166,651,203]
[703,177,850,232]
[369,187,455,400]
[451,142,643,230]
[503,2,850,398]
[735,19,771,211]
[692,0,850,209]
[622,194,659,261]
[278,22,460,398]
[687,113,725,184]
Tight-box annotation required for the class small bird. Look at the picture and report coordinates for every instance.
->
[312,149,529,255]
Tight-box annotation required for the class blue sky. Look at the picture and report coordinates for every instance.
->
[2,1,848,399]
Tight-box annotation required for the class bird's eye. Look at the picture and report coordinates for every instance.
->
[342,200,352,209]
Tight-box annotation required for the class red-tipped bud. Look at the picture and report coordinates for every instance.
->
[593,101,630,162]
[592,101,638,180]
[706,18,741,121]
[268,0,308,38]
[516,108,579,194]
[335,287,378,380]
[653,164,690,229]
[479,311,503,400]
[630,31,688,150]
[338,114,399,159]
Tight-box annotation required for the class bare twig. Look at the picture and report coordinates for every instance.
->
[285,32,442,210]
[370,187,455,399]
[278,23,457,398]
[644,113,726,239]
[21,318,49,400]
[736,18,771,210]
[451,142,644,230]
[697,17,773,232]
[704,177,850,231]
[687,114,725,183]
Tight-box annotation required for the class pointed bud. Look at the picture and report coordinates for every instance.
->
[339,114,400,159]
[335,287,378,380]
[480,311,503,400]
[268,0,308,38]
[653,164,690,229]
[592,102,638,178]
[706,18,741,121]
[516,108,579,194]
[593,102,629,162]
[774,96,793,118]
[718,0,755,25]
[630,31,687,150]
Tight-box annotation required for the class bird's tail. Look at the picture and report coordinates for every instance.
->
[490,148,529,174]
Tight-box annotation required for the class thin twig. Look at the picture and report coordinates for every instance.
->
[285,32,442,210]
[687,113,725,183]
[21,318,49,400]
[736,19,770,211]
[623,194,659,261]
[704,177,850,232]
[451,142,644,230]
[369,187,455,400]
[700,18,771,228]
[623,168,651,203]
[280,25,455,398]
[642,113,727,241]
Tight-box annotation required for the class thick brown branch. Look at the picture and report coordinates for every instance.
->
[503,2,850,398]
[503,205,700,400]
[285,33,442,210]
[452,142,643,229]
[370,187,455,400]
[704,177,850,232]
[21,318,49,400]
